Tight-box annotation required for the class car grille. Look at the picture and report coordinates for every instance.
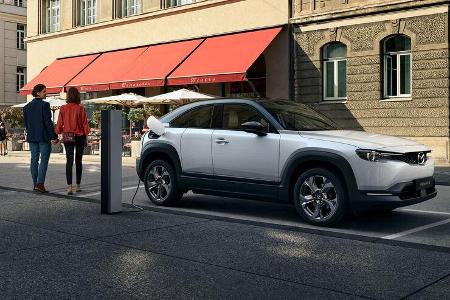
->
[389,152,429,165]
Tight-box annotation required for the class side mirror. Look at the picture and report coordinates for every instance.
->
[241,121,267,136]
[147,116,165,136]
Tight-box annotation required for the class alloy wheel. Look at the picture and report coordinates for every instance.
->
[147,165,172,202]
[299,175,338,221]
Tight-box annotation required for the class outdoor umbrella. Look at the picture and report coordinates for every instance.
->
[83,93,147,137]
[137,89,215,105]
[82,93,146,107]
[12,97,66,108]
[11,97,66,122]
[45,97,67,123]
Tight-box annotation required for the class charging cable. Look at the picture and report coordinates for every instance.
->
[129,179,144,212]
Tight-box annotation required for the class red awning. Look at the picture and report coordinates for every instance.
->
[109,39,203,90]
[167,27,281,86]
[66,47,147,92]
[20,54,99,95]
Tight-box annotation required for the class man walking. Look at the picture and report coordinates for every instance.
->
[23,84,58,193]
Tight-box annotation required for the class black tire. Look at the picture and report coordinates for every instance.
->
[293,168,348,226]
[143,160,182,206]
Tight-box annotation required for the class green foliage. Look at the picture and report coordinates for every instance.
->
[0,108,24,128]
[127,108,145,123]
[90,105,123,129]
[144,105,164,118]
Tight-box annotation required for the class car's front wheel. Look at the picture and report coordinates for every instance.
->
[144,160,182,206]
[293,168,348,226]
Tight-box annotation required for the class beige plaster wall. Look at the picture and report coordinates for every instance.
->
[26,0,288,81]
[0,5,27,106]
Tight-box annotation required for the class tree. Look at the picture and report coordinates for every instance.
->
[1,108,24,128]
[90,105,122,129]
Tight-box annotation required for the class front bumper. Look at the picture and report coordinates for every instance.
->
[354,177,437,210]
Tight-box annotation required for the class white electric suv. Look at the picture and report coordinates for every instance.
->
[136,99,437,226]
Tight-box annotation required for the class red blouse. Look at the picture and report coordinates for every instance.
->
[55,103,91,136]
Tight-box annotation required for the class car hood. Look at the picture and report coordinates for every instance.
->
[299,130,431,153]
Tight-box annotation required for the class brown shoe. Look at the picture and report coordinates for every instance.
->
[35,184,48,193]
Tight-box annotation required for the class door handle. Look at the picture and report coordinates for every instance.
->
[215,138,229,145]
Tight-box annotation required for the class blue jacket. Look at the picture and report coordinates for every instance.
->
[23,98,57,143]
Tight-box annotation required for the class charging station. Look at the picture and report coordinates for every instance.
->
[101,110,122,214]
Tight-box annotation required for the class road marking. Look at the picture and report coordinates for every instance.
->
[398,208,450,216]
[382,219,450,240]
[81,185,143,197]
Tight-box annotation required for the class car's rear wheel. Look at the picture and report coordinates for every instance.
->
[144,160,182,206]
[293,168,347,226]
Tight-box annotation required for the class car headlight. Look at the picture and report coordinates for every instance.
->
[355,149,402,162]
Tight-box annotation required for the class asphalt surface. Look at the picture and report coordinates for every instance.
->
[1,154,450,298]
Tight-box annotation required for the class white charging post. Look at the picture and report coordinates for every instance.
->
[101,110,122,214]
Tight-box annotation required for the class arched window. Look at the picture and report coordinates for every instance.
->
[383,35,411,98]
[323,43,347,100]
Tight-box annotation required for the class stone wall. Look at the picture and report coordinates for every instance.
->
[294,12,450,161]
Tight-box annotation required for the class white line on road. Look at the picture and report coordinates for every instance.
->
[81,185,143,197]
[398,208,450,216]
[382,219,450,240]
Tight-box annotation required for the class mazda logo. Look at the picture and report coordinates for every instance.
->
[417,152,426,165]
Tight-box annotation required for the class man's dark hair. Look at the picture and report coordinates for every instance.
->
[32,84,46,97]
[66,87,81,104]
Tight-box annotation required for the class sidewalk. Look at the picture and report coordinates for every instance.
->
[3,151,136,167]
[0,188,449,299]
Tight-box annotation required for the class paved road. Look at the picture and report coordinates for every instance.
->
[1,156,449,250]
[1,189,449,299]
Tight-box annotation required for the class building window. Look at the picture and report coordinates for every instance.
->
[46,0,60,33]
[14,0,26,7]
[120,0,141,17]
[163,0,195,8]
[383,35,412,98]
[80,0,97,26]
[17,67,26,93]
[17,24,26,50]
[323,42,347,100]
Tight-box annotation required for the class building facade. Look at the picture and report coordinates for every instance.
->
[0,0,27,107]
[292,0,450,162]
[24,0,290,101]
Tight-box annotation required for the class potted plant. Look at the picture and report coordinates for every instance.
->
[2,108,25,151]
[127,108,145,157]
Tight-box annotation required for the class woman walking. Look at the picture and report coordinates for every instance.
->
[56,87,90,195]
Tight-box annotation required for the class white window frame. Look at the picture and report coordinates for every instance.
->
[46,0,60,33]
[164,0,195,8]
[16,67,26,93]
[323,44,347,101]
[17,24,26,50]
[383,50,412,99]
[80,0,97,26]
[122,0,141,17]
[14,0,26,7]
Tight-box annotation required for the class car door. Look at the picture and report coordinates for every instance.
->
[212,104,281,182]
[173,104,214,174]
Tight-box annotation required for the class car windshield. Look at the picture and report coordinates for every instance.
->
[257,99,339,131]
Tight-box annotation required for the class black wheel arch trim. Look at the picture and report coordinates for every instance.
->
[279,149,358,205]
[137,141,184,189]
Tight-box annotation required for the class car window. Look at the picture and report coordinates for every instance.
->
[257,99,339,131]
[171,105,213,129]
[222,104,269,130]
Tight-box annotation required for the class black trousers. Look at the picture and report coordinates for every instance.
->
[64,135,86,185]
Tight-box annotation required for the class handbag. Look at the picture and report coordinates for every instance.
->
[62,132,75,144]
